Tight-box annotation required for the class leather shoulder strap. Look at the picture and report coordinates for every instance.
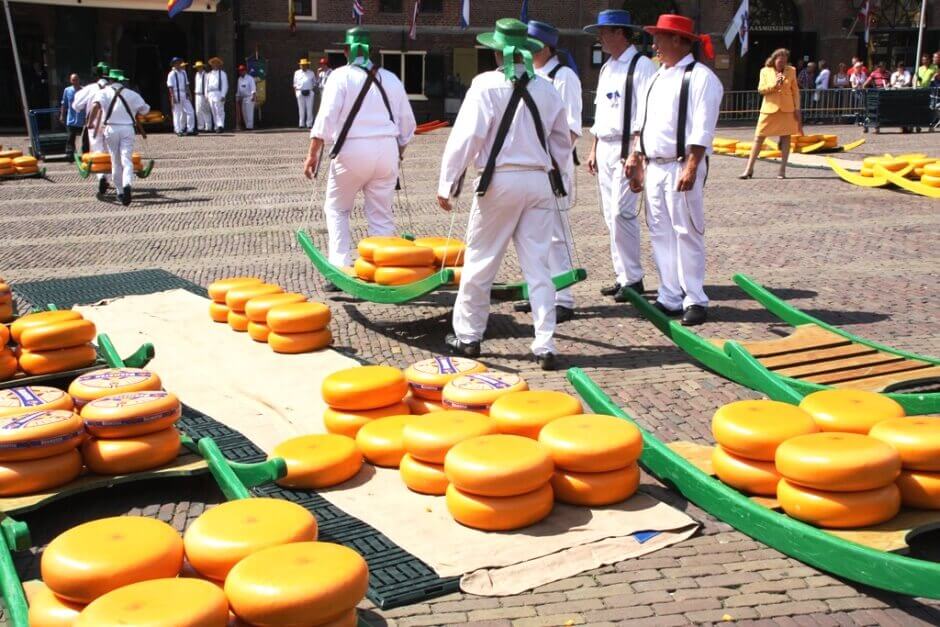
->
[547,63,562,81]
[475,75,530,196]
[620,52,643,160]
[676,61,696,160]
[637,71,660,156]
[520,86,567,197]
[330,65,382,158]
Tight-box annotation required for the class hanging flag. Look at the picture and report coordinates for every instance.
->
[738,1,749,57]
[409,0,422,40]
[723,0,748,56]
[167,0,193,19]
[520,0,529,23]
[857,0,871,43]
[288,0,296,33]
[458,0,469,29]
[353,0,365,24]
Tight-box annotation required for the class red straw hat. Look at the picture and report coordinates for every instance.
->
[644,14,714,59]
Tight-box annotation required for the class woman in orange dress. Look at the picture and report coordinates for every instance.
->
[740,48,802,179]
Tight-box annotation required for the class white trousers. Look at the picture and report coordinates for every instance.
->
[103,124,135,190]
[454,170,557,356]
[195,95,211,131]
[645,160,708,310]
[323,137,399,266]
[89,127,108,183]
[296,91,314,127]
[208,96,225,130]
[596,138,644,286]
[238,97,254,129]
[172,98,195,134]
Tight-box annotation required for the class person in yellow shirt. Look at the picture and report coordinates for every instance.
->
[740,48,802,180]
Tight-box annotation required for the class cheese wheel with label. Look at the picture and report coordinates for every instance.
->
[374,266,436,286]
[868,418,940,471]
[711,399,819,461]
[0,350,14,381]
[446,482,553,531]
[538,414,643,472]
[183,498,318,581]
[16,319,94,351]
[76,578,228,627]
[444,434,553,497]
[244,292,306,323]
[225,283,282,312]
[271,434,363,489]
[42,516,184,604]
[442,373,528,414]
[372,245,436,267]
[490,390,583,439]
[68,368,163,408]
[81,426,181,475]
[355,414,414,467]
[268,329,332,354]
[711,445,781,496]
[207,277,263,303]
[799,389,905,434]
[357,236,413,261]
[322,365,408,410]
[551,463,640,506]
[81,391,180,438]
[776,479,900,529]
[323,401,410,438]
[225,542,368,627]
[399,453,448,495]
[775,433,901,491]
[227,310,250,332]
[403,411,496,464]
[18,344,97,375]
[266,302,331,333]
[405,356,486,401]
[246,321,270,342]
[896,470,940,510]
[10,310,82,343]
[208,301,229,323]
[0,409,83,461]
[413,237,465,266]
[0,448,82,496]
[406,395,446,415]
[354,257,377,282]
[0,386,73,417]
[26,580,85,627]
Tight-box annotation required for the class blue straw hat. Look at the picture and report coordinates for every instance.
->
[583,10,640,34]
[527,20,559,49]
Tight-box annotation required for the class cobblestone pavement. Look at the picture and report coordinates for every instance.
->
[1,124,938,626]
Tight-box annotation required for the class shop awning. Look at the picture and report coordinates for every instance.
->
[10,0,217,11]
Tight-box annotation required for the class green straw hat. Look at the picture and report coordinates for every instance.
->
[94,62,110,74]
[335,27,371,62]
[108,69,126,82]
[476,18,544,80]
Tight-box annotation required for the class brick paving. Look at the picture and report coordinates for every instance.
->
[0,124,938,626]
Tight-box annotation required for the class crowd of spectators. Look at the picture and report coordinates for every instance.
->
[793,51,939,92]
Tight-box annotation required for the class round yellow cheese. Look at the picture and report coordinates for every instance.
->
[26,581,84,627]
[68,368,162,408]
[489,390,583,439]
[399,453,448,495]
[406,395,446,415]
[207,277,263,304]
[81,391,180,439]
[799,389,905,434]
[775,432,901,492]
[82,426,181,475]
[711,445,781,496]
[0,386,73,417]
[355,415,414,467]
[10,311,83,344]
[403,411,495,464]
[896,469,940,510]
[444,434,553,497]
[0,448,82,496]
[374,266,437,286]
[446,482,553,531]
[413,237,465,266]
[538,414,643,472]
[0,350,15,382]
[357,236,413,261]
[372,245,436,267]
[244,292,306,323]
[76,578,228,627]
[405,356,486,401]
[354,257,377,282]
[776,479,900,529]
[225,284,282,312]
[0,409,83,461]
[441,373,528,414]
[19,319,96,351]
[268,329,333,353]
[322,366,408,411]
[323,401,411,438]
[869,417,940,471]
[271,434,363,489]
[711,399,819,461]
[551,463,640,506]
[19,344,97,375]
[227,310,250,332]
[266,302,331,333]
[246,321,270,342]
[208,301,229,323]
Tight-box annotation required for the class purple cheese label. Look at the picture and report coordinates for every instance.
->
[442,399,490,411]
[0,429,83,450]
[84,407,178,428]
[433,356,459,375]
[11,387,45,407]
[464,374,511,389]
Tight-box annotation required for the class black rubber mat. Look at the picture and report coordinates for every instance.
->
[14,270,459,609]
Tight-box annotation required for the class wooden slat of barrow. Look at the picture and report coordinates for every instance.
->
[761,343,877,370]
[776,352,906,379]
[803,360,932,385]
[833,365,940,393]
[740,325,849,358]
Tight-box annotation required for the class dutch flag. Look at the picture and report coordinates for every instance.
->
[458,0,469,29]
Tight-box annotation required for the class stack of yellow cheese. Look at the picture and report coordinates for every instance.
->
[414,236,465,285]
[920,161,940,187]
[790,134,824,152]
[12,155,39,175]
[860,156,908,178]
[712,138,737,154]
[775,432,901,528]
[12,310,97,376]
[444,434,554,530]
[870,418,940,510]
[441,372,528,415]
[400,411,494,495]
[243,292,306,342]
[79,390,182,475]
[405,356,486,403]
[323,365,410,444]
[0,403,84,496]
[733,141,753,157]
[369,237,437,286]
[710,400,819,496]
[68,367,163,409]
[0,149,22,160]
[270,433,363,489]
[226,282,283,332]
[206,276,263,324]
[539,414,643,506]
[80,151,144,173]
[266,302,332,353]
[0,158,14,177]
[489,390,582,439]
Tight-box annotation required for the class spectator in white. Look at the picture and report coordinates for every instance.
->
[235,65,256,130]
[889,61,911,88]
[316,58,332,86]
[166,57,196,136]
[833,63,851,88]
[815,60,830,90]
[192,61,211,132]
[850,62,867,89]
[294,58,316,128]
[206,57,228,133]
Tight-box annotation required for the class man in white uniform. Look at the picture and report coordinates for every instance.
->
[585,10,656,304]
[72,62,111,195]
[166,57,196,136]
[235,65,256,130]
[294,58,317,128]
[626,14,723,326]
[437,19,572,370]
[206,57,228,133]
[192,61,211,132]
[87,69,150,206]
[303,27,416,289]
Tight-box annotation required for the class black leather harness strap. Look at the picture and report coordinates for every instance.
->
[620,53,643,161]
[475,75,531,196]
[104,86,146,138]
[330,64,394,158]
[519,87,566,197]
[676,61,697,161]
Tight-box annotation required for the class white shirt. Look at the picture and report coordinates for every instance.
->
[317,68,332,87]
[194,71,207,96]
[93,83,150,125]
[590,46,657,140]
[166,68,189,101]
[311,61,417,148]
[73,79,109,117]
[437,66,573,199]
[294,69,316,92]
[890,69,911,88]
[205,69,228,99]
[236,75,256,99]
[850,70,867,89]
[636,53,723,160]
[815,68,830,90]
[536,57,582,137]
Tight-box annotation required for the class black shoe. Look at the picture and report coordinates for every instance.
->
[322,281,342,293]
[653,301,683,317]
[600,283,622,297]
[536,352,557,371]
[681,305,707,326]
[513,301,532,313]
[215,128,222,134]
[177,133,184,137]
[121,186,132,206]
[97,177,108,196]
[614,279,644,303]
[555,305,575,323]
[445,333,481,358]
[188,131,198,136]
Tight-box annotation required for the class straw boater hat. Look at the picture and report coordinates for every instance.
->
[209,57,223,68]
[108,69,126,82]
[193,60,205,70]
[644,14,715,59]
[582,9,641,34]
[476,18,543,80]
[94,61,110,75]
[299,58,311,66]
[335,27,371,61]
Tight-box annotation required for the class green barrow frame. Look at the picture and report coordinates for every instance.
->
[567,366,940,600]
[75,154,154,180]
[621,273,940,415]
[297,229,587,305]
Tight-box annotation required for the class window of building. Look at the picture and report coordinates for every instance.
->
[381,51,427,99]
[292,0,316,20]
[380,0,403,12]
[422,0,443,13]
